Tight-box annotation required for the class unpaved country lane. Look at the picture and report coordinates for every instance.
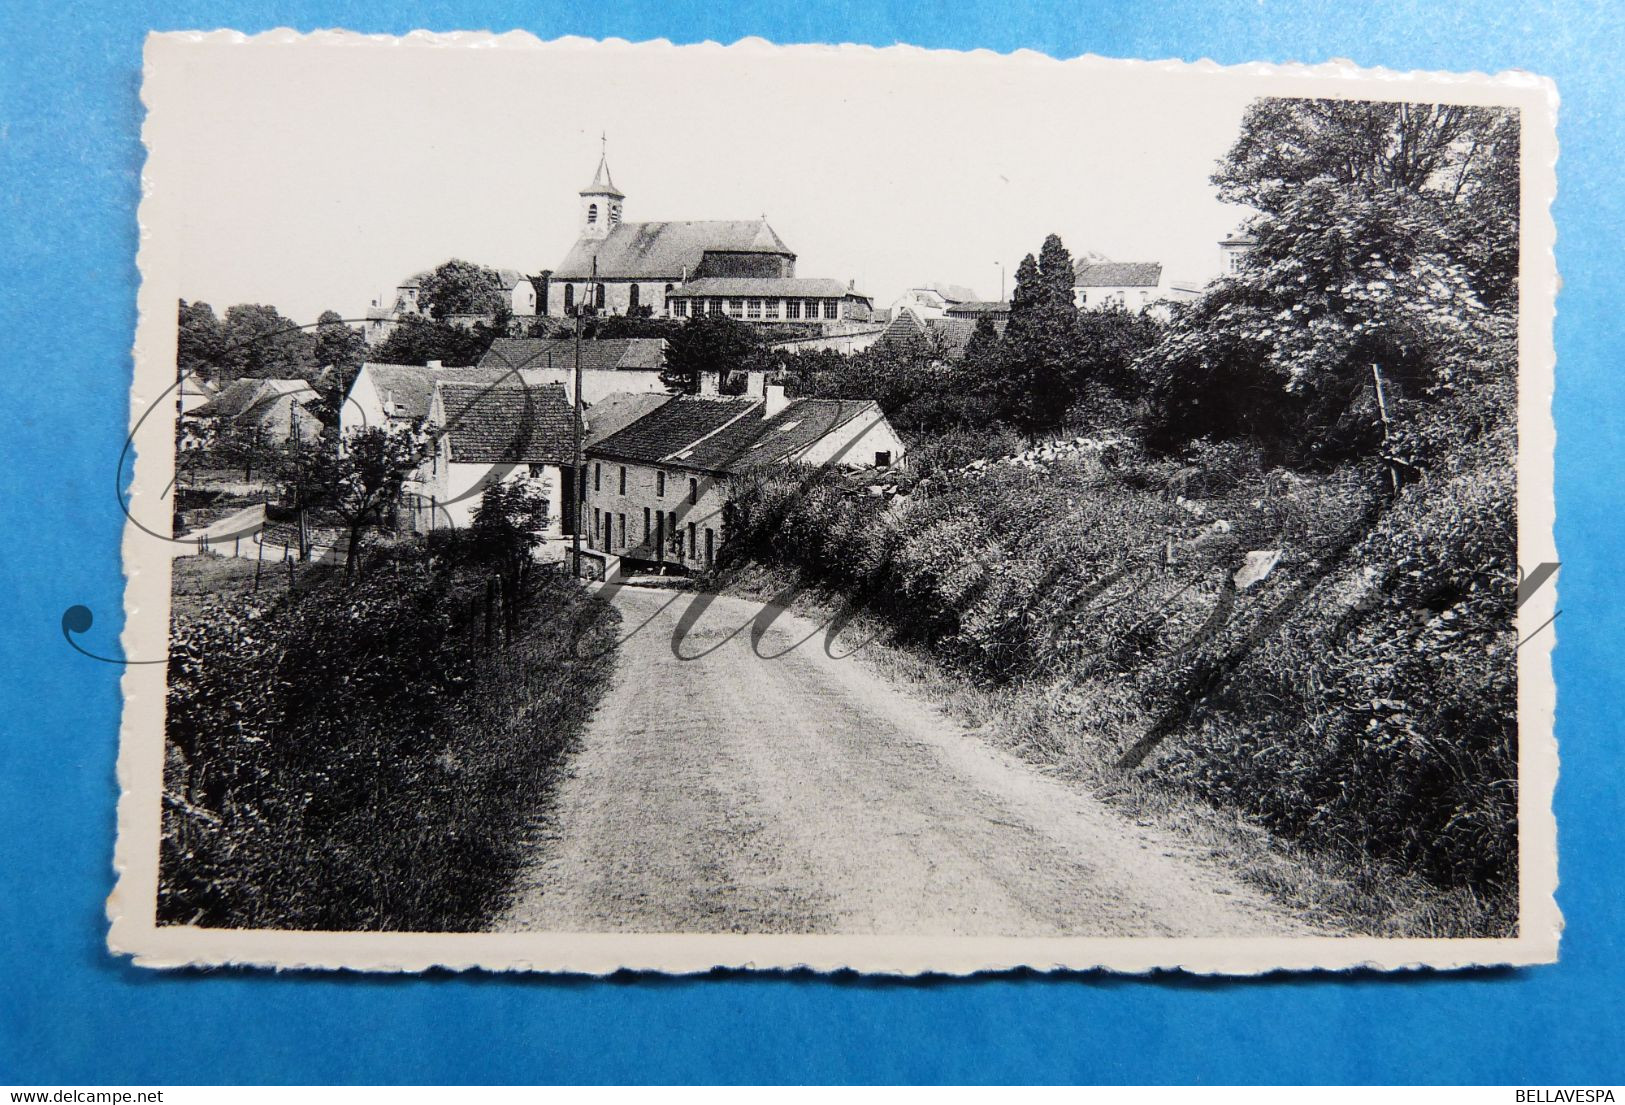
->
[500,585,1304,937]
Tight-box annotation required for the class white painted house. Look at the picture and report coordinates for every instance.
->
[409,380,579,536]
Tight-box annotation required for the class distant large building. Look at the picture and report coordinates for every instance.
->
[537,151,870,330]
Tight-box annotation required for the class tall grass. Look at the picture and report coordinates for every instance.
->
[159,555,620,931]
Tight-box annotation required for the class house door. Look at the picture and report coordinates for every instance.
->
[655,511,665,563]
[705,527,714,568]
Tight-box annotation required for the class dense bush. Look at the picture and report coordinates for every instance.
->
[159,557,619,930]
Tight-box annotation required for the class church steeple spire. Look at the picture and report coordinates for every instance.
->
[578,136,624,240]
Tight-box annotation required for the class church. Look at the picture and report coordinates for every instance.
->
[537,151,872,328]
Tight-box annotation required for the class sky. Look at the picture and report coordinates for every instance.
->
[143,35,1264,325]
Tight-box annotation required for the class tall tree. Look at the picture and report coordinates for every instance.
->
[416,259,509,320]
[309,310,369,424]
[177,300,226,383]
[1001,237,1082,437]
[218,303,317,382]
[371,315,495,368]
[661,314,764,394]
[1214,98,1519,310]
[1143,103,1515,466]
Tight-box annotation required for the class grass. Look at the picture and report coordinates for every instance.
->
[712,559,1507,938]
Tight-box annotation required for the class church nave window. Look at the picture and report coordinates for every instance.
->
[628,284,640,312]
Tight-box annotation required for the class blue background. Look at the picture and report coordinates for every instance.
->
[2,0,1620,1085]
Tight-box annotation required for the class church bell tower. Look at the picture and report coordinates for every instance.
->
[579,139,624,241]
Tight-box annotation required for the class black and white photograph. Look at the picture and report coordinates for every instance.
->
[111,33,1559,973]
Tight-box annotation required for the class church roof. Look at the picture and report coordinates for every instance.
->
[669,277,858,299]
[1073,261,1164,288]
[580,154,624,200]
[552,219,795,280]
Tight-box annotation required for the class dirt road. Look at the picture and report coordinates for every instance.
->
[501,584,1302,937]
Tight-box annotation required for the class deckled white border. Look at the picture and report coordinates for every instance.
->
[112,30,1561,975]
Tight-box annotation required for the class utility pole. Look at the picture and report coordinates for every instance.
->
[570,259,593,577]
[1371,362,1400,496]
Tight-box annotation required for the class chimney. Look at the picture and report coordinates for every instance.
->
[746,370,766,397]
[765,383,789,418]
[426,359,443,369]
[699,370,720,396]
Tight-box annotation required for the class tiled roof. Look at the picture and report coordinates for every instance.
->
[944,300,1010,317]
[358,363,511,423]
[552,220,794,280]
[586,396,761,465]
[435,382,577,465]
[495,268,531,290]
[1073,261,1163,287]
[585,391,674,448]
[909,282,979,304]
[192,378,316,420]
[478,338,666,375]
[877,311,980,358]
[676,399,881,474]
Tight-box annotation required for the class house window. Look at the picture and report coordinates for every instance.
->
[643,506,651,542]
[688,477,698,505]
[656,471,666,497]
[618,513,626,549]
[593,508,601,547]
[1078,291,1088,305]
[786,299,800,320]
[564,284,575,312]
[674,298,688,318]
[619,466,626,495]
[823,300,839,320]
[711,298,724,316]
[688,522,697,560]
[805,299,819,318]
[728,299,744,316]
[528,464,546,479]
[587,203,598,225]
[746,298,762,319]
[629,284,640,312]
[668,511,680,553]
[594,462,601,492]
[765,299,780,320]
[875,450,892,467]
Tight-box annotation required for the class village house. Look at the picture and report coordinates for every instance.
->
[408,380,577,535]
[873,308,983,361]
[1219,229,1257,275]
[887,283,980,320]
[1072,259,1201,316]
[476,337,668,405]
[186,377,323,445]
[944,300,1012,324]
[342,361,509,437]
[578,372,906,578]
